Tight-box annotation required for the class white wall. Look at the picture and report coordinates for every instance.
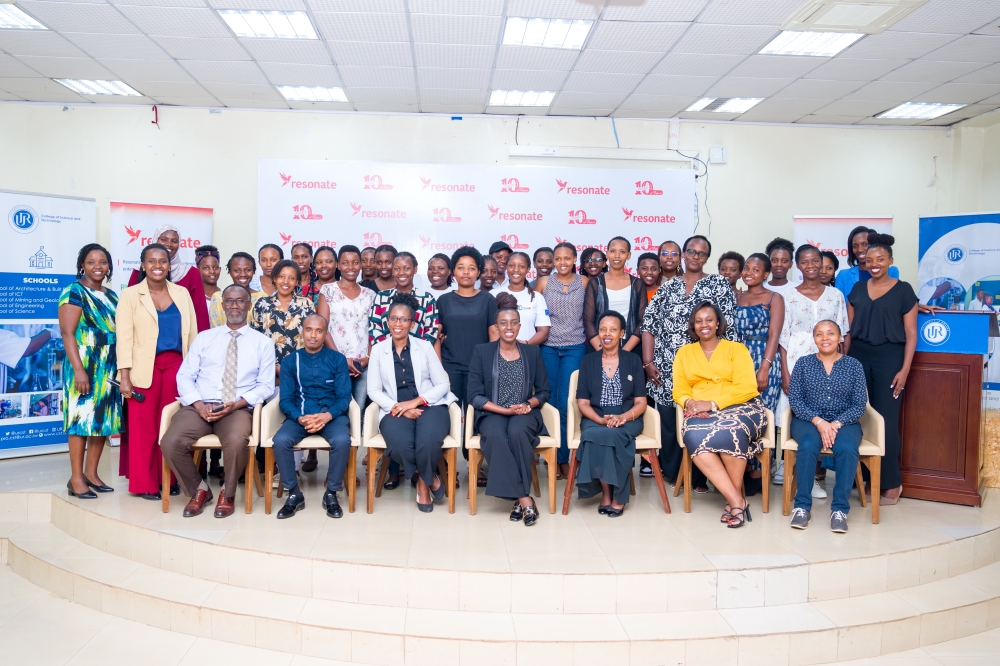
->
[0,102,994,282]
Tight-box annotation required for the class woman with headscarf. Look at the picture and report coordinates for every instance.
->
[128,225,209,332]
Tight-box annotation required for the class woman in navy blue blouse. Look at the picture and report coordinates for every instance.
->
[787,320,868,533]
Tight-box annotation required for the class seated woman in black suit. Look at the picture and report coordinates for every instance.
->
[467,293,551,526]
[574,311,647,517]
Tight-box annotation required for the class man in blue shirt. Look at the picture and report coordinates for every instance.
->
[275,313,352,519]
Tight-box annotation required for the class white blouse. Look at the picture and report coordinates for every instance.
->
[779,285,850,374]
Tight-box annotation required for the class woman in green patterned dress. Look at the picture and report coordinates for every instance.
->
[58,244,122,498]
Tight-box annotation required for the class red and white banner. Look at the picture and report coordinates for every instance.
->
[792,215,893,282]
[110,202,214,294]
[258,160,695,274]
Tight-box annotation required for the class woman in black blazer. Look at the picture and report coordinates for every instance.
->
[574,311,648,516]
[467,293,551,526]
[582,237,648,354]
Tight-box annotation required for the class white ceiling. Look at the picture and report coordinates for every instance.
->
[1,0,999,125]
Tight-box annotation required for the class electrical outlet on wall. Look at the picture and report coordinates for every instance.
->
[709,146,727,164]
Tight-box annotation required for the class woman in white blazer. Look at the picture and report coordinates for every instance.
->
[368,292,456,512]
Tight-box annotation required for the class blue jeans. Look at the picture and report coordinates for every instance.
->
[273,415,351,492]
[791,417,862,514]
[540,343,586,464]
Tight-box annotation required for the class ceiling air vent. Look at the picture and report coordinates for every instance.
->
[781,0,928,34]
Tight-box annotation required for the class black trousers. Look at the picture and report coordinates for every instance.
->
[479,411,542,500]
[380,405,450,486]
[656,401,707,488]
[850,339,904,491]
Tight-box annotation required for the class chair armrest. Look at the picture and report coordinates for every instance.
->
[641,404,660,446]
[362,402,380,447]
[261,399,284,447]
[465,404,474,443]
[860,403,886,455]
[448,402,462,445]
[349,399,361,445]
[541,403,560,442]
[780,407,791,448]
[675,407,684,448]
[249,403,262,446]
[158,401,181,442]
[763,408,775,449]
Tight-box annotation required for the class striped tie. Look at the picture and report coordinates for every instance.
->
[221,330,239,403]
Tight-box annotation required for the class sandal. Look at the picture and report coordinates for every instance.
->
[727,502,752,529]
[720,506,732,523]
[556,463,569,480]
[477,472,488,488]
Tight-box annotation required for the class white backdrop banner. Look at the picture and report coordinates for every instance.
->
[791,215,893,282]
[110,202,214,294]
[0,189,95,458]
[257,160,695,274]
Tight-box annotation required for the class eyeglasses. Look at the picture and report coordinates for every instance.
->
[388,316,412,324]
[659,250,679,258]
[684,249,709,260]
[222,299,248,307]
[584,257,606,264]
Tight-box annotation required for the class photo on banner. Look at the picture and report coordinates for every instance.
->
[109,202,214,294]
[791,215,893,284]
[0,189,95,458]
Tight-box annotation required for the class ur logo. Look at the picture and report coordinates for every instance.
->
[920,318,950,346]
[568,210,596,225]
[945,245,966,264]
[635,180,663,195]
[501,177,529,193]
[364,175,393,190]
[9,206,37,234]
[433,207,461,222]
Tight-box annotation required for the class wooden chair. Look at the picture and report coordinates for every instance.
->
[259,399,362,515]
[465,402,561,515]
[674,404,775,513]
[362,401,462,514]
[157,401,263,514]
[779,404,885,524]
[562,370,671,514]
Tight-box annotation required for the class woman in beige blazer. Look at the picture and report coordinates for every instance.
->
[116,243,198,499]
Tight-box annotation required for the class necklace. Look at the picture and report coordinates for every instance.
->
[602,352,618,373]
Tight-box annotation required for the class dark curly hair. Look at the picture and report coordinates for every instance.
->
[766,237,794,258]
[637,252,659,268]
[194,244,219,267]
[76,243,113,282]
[291,242,313,257]
[137,243,171,283]
[866,232,895,257]
[388,291,420,320]
[745,252,771,273]
[258,243,284,260]
[270,259,302,283]
[688,300,728,341]
[683,234,712,256]
[598,310,627,333]
[495,291,519,314]
[717,251,745,272]
[794,243,821,264]
[227,251,256,274]
[451,246,484,274]
[395,251,418,269]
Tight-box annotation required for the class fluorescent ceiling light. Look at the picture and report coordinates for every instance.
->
[218,10,317,39]
[878,102,966,119]
[55,79,141,96]
[503,17,592,49]
[489,89,556,107]
[715,98,763,113]
[277,86,348,102]
[759,30,863,57]
[0,4,47,29]
[686,98,715,112]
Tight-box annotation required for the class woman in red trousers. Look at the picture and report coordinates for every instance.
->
[127,225,210,333]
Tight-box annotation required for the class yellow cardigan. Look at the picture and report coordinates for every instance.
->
[672,339,759,410]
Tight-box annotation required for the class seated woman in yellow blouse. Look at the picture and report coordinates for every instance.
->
[673,301,766,528]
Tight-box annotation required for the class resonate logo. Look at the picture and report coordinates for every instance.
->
[420,176,475,193]
[555,237,607,252]
[488,205,542,221]
[419,235,474,251]
[432,207,461,222]
[622,207,676,224]
[556,178,610,195]
[124,224,142,245]
[806,238,849,257]
[278,233,338,250]
[363,232,391,246]
[350,203,406,219]
[364,174,393,190]
[293,204,323,220]
[499,234,529,250]
[500,177,530,193]
[280,173,336,190]
[634,180,663,195]
[633,236,657,251]
[568,209,597,225]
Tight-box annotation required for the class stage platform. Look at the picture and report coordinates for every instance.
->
[1,449,999,666]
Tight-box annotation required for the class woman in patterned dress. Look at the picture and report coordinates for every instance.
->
[59,244,122,498]
[252,259,315,371]
[642,235,738,489]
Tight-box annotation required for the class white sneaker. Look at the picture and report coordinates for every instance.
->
[773,460,784,485]
[812,483,827,499]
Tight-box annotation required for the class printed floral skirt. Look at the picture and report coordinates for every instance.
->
[682,398,766,461]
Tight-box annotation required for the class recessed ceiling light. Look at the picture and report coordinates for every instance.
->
[686,98,715,112]
[218,9,317,39]
[686,98,764,113]
[0,4,47,30]
[489,89,556,107]
[503,17,593,50]
[277,86,348,102]
[878,102,966,120]
[55,79,141,96]
[759,30,863,57]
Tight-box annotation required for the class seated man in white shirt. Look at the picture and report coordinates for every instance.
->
[160,285,275,518]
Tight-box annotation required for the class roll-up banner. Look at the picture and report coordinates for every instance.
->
[257,160,696,276]
[0,190,95,458]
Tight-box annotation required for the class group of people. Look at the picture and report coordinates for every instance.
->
[59,223,921,531]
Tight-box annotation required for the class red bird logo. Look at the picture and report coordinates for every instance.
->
[420,235,432,248]
[350,203,362,216]
[280,232,293,246]
[420,177,432,189]
[124,225,141,245]
[622,208,633,222]
[280,173,292,187]
[556,179,568,192]
[488,205,499,219]
[555,236,567,244]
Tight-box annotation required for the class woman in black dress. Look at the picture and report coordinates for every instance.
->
[846,233,917,505]
[467,293,550,526]
[573,311,647,516]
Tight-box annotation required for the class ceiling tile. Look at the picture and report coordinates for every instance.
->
[115,6,231,38]
[651,52,744,76]
[672,24,777,55]
[259,62,341,86]
[9,91,90,103]
[285,100,354,110]
[182,60,269,84]
[587,21,688,52]
[552,91,627,108]
[615,93,690,113]
[328,41,412,67]
[737,97,829,120]
[815,99,894,116]
[349,87,418,103]
[15,56,116,79]
[573,49,664,74]
[490,69,567,90]
[974,18,1000,35]
[16,0,141,34]
[890,0,1000,34]
[152,37,251,61]
[98,58,195,82]
[414,43,495,69]
[217,99,289,108]
[773,79,865,99]
[107,0,208,8]
[0,90,26,101]
[417,67,490,88]
[562,71,643,94]
[881,59,987,82]
[0,55,42,78]
[0,76,85,95]
[505,0,599,20]
[354,102,419,111]
[804,58,910,81]
[912,82,1000,103]
[698,0,806,26]
[957,63,1000,83]
[339,65,415,88]
[410,13,501,45]
[921,105,1000,123]
[796,114,864,124]
[241,39,332,65]
[313,12,410,42]
[923,35,1000,62]
[409,1,503,15]
[727,55,824,78]
[309,0,405,11]
[90,94,155,104]
[603,0,709,22]
[678,109,740,119]
[706,76,795,96]
[851,116,916,125]
[152,96,223,107]
[420,103,484,113]
[839,32,957,60]
[0,31,86,57]
[495,45,578,70]
[548,107,615,116]
[201,82,282,99]
[484,105,547,115]
[129,81,208,97]
[842,80,938,102]
[62,33,172,60]
[205,0,305,8]
[419,88,486,105]
[613,107,687,119]
[633,74,718,96]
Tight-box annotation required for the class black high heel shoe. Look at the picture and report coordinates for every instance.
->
[727,502,752,528]
[67,480,97,499]
[84,476,114,493]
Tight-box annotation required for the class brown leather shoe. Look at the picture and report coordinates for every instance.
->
[214,494,236,518]
[183,488,214,517]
